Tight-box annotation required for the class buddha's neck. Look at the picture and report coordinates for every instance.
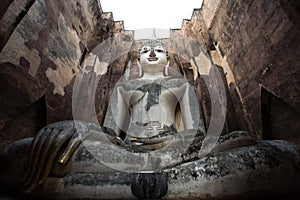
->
[142,71,165,79]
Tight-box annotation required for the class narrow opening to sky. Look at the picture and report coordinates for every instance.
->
[100,0,203,39]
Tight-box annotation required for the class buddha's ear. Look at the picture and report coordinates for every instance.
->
[137,59,141,67]
[136,59,143,77]
[164,60,170,76]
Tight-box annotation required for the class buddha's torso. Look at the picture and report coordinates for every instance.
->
[116,77,188,137]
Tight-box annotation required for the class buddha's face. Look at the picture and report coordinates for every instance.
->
[139,45,168,66]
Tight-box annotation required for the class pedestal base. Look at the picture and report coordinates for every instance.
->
[22,140,300,199]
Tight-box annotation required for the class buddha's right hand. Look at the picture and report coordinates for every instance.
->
[22,121,89,193]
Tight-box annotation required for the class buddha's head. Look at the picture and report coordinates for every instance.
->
[138,40,169,74]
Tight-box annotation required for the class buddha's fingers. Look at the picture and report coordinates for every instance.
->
[130,136,173,144]
[37,128,76,186]
[23,128,51,185]
[210,131,256,154]
[32,128,59,185]
[22,128,48,181]
[58,130,86,165]
[139,142,168,150]
[24,129,59,193]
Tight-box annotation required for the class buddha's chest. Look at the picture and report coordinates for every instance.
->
[132,83,180,111]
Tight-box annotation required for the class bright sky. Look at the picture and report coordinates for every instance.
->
[100,0,203,39]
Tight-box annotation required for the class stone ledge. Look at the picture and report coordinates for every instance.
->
[27,140,300,199]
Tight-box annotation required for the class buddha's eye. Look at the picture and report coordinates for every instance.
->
[142,49,149,54]
[141,47,150,54]
[155,49,164,53]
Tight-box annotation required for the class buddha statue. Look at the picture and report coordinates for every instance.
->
[103,39,205,150]
[1,40,299,200]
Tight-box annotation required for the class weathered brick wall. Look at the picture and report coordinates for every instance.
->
[0,0,123,151]
[199,0,300,140]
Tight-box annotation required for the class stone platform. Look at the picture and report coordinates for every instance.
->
[4,139,299,199]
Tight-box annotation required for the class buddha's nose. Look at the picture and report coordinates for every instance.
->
[149,49,156,57]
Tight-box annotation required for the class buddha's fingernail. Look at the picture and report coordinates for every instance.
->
[59,154,68,164]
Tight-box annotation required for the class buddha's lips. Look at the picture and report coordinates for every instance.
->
[148,57,158,61]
